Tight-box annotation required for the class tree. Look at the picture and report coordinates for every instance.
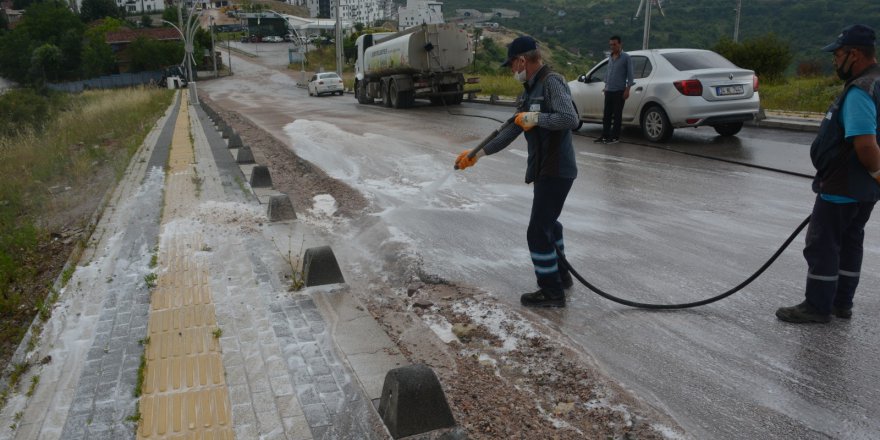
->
[79,0,122,22]
[29,43,62,83]
[0,1,83,83]
[0,31,34,82]
[128,36,183,72]
[18,1,84,44]
[162,7,178,25]
[11,0,33,9]
[140,14,152,28]
[81,38,116,77]
[713,33,793,82]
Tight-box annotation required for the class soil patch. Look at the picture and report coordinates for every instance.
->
[201,94,686,439]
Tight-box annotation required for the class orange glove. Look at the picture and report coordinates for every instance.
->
[455,149,479,170]
[514,112,540,131]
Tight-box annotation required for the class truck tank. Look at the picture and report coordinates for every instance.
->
[363,23,472,78]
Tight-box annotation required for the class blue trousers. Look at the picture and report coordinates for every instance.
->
[803,196,876,314]
[528,177,574,290]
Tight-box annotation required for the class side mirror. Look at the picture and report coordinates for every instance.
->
[578,74,587,83]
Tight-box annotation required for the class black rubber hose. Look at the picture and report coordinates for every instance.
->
[557,215,811,309]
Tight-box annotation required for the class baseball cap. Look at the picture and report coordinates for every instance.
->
[501,36,537,67]
[822,24,876,52]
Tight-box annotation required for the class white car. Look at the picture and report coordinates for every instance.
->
[308,72,344,96]
[263,36,283,43]
[569,48,760,142]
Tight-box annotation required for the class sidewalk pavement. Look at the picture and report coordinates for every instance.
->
[0,90,402,439]
[751,109,823,132]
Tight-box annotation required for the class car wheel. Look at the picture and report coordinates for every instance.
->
[641,105,674,142]
[713,122,743,136]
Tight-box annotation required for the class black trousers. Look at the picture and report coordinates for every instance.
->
[602,90,625,140]
[803,196,876,314]
[528,177,574,290]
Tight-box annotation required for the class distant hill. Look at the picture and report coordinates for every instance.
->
[441,0,880,74]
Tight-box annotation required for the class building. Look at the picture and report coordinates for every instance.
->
[69,0,165,14]
[306,0,387,26]
[398,0,442,29]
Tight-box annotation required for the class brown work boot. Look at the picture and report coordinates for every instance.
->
[521,288,565,308]
[775,301,831,324]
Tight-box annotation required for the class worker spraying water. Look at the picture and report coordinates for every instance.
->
[454,35,581,308]
[453,26,880,320]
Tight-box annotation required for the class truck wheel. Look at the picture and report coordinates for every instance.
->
[356,81,373,104]
[390,80,402,108]
[389,80,412,109]
[441,84,463,105]
[380,81,392,108]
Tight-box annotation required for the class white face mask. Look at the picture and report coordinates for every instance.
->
[512,57,528,83]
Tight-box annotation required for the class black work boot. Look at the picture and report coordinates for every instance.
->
[832,305,853,319]
[775,301,831,324]
[560,271,574,289]
[521,288,565,308]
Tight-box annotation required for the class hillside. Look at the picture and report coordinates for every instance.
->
[442,0,880,74]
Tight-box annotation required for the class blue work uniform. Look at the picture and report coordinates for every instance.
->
[482,65,579,290]
[804,64,880,314]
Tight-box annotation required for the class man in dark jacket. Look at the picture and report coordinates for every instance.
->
[455,36,579,308]
[776,24,880,323]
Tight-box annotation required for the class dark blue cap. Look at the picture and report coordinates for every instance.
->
[501,36,537,67]
[822,24,876,52]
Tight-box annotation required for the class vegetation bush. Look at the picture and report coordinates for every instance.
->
[759,75,841,113]
[0,86,173,364]
[713,33,793,82]
[0,89,69,137]
[0,0,199,84]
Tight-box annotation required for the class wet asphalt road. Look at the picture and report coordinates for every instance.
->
[199,55,880,439]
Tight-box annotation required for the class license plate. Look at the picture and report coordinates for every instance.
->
[717,85,744,96]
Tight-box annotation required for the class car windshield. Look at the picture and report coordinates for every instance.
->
[660,51,737,71]
[318,73,340,80]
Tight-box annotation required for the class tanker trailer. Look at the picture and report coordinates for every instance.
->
[354,23,476,108]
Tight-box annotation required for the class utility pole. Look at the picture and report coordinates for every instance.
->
[227,36,233,74]
[733,0,742,42]
[335,0,344,76]
[642,0,652,50]
[210,16,217,78]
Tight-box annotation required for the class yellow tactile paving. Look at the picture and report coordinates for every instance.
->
[138,93,234,439]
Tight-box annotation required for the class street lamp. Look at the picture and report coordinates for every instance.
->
[733,0,742,42]
[163,0,202,82]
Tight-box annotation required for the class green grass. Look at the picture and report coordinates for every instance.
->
[0,86,173,377]
[759,75,841,113]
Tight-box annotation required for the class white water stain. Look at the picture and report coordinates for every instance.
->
[310,194,337,217]
[424,315,457,344]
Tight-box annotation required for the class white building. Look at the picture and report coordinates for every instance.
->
[117,0,166,14]
[398,0,443,29]
[307,0,387,26]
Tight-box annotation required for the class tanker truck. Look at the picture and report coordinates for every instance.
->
[354,23,476,108]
